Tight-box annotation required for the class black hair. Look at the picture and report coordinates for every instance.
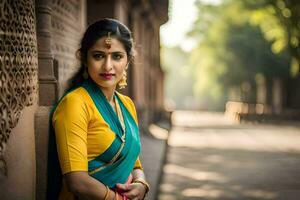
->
[67,18,134,90]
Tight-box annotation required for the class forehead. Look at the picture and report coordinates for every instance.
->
[89,37,126,52]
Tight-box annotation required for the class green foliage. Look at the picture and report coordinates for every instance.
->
[244,0,300,77]
[188,0,290,109]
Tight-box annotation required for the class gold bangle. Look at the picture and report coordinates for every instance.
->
[133,178,150,199]
[103,186,110,200]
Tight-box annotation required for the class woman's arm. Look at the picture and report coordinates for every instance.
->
[65,171,118,200]
[131,168,146,181]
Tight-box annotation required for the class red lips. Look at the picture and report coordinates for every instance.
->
[100,73,115,80]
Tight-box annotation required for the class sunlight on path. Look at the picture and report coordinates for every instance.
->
[158,111,300,200]
[171,111,234,127]
[170,111,300,153]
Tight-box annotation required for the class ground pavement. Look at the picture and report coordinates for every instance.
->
[158,111,300,200]
[139,122,170,200]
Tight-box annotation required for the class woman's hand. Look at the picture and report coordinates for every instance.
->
[116,182,146,200]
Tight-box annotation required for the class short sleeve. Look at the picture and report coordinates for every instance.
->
[133,157,143,170]
[129,99,139,124]
[52,91,90,174]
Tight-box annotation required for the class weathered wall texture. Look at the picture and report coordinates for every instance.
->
[0,0,38,199]
[0,106,37,200]
[129,1,168,131]
[35,0,86,199]
[51,0,86,97]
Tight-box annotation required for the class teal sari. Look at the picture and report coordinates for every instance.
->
[82,79,141,188]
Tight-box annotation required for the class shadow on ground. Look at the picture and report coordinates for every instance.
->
[160,147,300,200]
[158,111,300,200]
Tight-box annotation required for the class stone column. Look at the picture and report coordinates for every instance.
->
[272,77,285,114]
[35,1,57,199]
[36,0,57,106]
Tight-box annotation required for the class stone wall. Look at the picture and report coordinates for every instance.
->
[0,0,38,199]
[35,0,86,199]
[129,0,168,130]
[51,0,86,97]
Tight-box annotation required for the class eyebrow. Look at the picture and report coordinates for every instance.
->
[90,50,126,54]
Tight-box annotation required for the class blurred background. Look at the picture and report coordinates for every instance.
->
[161,0,300,121]
[157,1,300,200]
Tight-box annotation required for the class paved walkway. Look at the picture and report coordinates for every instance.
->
[139,122,170,200]
[158,111,300,200]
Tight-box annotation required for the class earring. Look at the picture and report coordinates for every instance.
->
[83,67,89,79]
[118,71,127,89]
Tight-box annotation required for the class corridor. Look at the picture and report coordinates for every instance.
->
[158,111,300,200]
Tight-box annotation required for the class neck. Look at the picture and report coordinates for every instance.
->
[100,86,116,103]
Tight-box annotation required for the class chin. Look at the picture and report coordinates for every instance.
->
[97,82,117,89]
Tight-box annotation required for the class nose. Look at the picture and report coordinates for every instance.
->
[104,55,112,71]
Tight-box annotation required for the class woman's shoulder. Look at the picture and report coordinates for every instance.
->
[116,92,138,122]
[59,87,91,103]
[116,92,135,106]
[53,87,92,114]
[52,87,95,124]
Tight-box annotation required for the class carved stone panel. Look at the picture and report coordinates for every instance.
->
[0,0,38,175]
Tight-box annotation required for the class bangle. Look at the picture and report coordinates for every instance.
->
[133,178,150,199]
[103,186,110,200]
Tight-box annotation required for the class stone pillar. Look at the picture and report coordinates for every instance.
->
[256,74,267,104]
[35,1,56,199]
[272,77,285,114]
[36,0,57,105]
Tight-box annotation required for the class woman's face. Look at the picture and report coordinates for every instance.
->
[86,36,128,91]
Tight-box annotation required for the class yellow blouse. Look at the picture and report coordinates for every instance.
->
[52,87,142,199]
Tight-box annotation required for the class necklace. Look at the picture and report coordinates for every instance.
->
[112,96,126,142]
[109,99,116,113]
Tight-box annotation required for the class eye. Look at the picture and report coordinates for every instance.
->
[93,53,105,60]
[112,53,124,60]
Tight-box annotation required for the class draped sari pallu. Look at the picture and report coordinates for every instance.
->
[49,78,141,199]
[82,79,141,194]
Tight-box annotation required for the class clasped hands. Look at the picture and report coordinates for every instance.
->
[115,182,147,200]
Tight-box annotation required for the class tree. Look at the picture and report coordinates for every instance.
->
[189,0,289,109]
[243,0,300,77]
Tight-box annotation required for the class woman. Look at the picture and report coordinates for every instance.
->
[51,18,149,200]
